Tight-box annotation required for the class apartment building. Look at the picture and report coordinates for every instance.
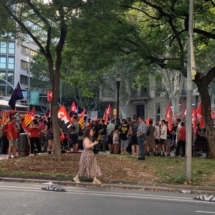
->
[0,39,49,112]
[99,79,187,120]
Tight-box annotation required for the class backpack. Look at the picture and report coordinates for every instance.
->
[146,126,151,136]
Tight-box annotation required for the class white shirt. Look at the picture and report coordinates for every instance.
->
[154,125,160,139]
[160,124,167,140]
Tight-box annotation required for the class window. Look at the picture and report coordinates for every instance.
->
[136,105,145,118]
[30,49,36,56]
[139,86,149,97]
[20,74,28,85]
[21,45,29,55]
[21,45,36,56]
[0,42,7,53]
[7,71,14,85]
[8,42,15,54]
[0,71,6,80]
[156,103,161,121]
[21,60,29,70]
[0,57,6,69]
[8,57,14,69]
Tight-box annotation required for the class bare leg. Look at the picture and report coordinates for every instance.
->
[73,143,78,151]
[47,139,53,153]
[121,146,124,154]
[51,140,54,153]
[13,146,17,157]
[136,145,139,156]
[108,144,113,153]
[8,146,12,158]
[131,145,135,155]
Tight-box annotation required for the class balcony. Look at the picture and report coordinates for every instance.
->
[131,88,150,100]
[99,89,115,102]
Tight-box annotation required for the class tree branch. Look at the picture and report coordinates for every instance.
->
[4,3,47,56]
[120,4,160,20]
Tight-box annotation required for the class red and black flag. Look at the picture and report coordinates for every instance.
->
[58,105,74,134]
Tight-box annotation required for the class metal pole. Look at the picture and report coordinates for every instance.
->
[28,44,31,110]
[185,0,195,180]
[116,81,120,125]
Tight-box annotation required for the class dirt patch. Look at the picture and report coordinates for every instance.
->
[0,154,157,182]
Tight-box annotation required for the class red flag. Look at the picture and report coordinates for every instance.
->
[166,106,173,131]
[105,104,111,124]
[196,102,202,117]
[192,108,197,134]
[196,102,205,128]
[79,110,85,119]
[165,103,171,119]
[70,102,77,112]
[106,104,111,117]
[200,116,205,128]
[58,105,74,133]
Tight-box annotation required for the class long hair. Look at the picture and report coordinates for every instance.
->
[83,128,91,139]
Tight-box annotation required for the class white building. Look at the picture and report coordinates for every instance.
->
[0,39,48,112]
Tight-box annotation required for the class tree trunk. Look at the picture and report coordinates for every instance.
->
[120,105,127,119]
[196,77,215,158]
[50,65,62,162]
[170,95,180,115]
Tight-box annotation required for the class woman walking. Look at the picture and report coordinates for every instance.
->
[73,128,102,184]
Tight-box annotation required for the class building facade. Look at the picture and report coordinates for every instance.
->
[99,78,193,121]
[0,39,48,112]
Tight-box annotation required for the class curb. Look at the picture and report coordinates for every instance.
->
[0,176,215,195]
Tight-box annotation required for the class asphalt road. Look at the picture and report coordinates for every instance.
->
[0,181,214,215]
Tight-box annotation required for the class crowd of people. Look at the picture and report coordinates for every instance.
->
[0,112,208,185]
[85,115,208,160]
[0,112,208,160]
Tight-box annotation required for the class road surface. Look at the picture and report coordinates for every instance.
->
[0,181,214,215]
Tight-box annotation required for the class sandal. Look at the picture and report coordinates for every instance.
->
[92,179,102,185]
[73,176,80,184]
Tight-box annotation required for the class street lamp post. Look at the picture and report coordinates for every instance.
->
[27,42,31,110]
[115,74,121,125]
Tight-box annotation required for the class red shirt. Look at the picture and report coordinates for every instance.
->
[179,127,186,141]
[7,122,18,140]
[28,127,40,138]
